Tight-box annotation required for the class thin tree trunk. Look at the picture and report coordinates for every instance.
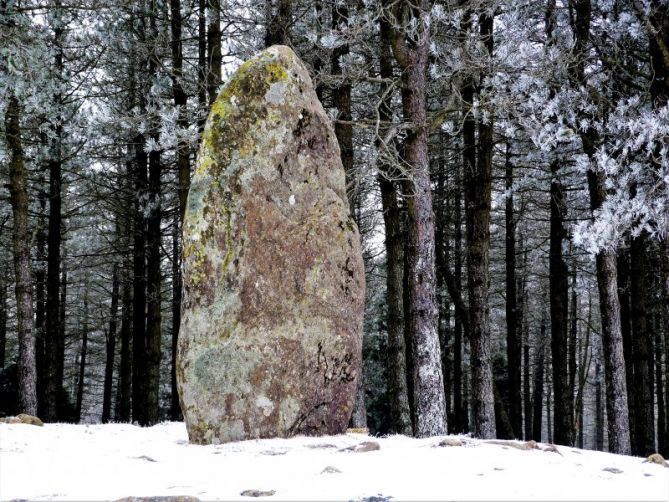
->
[532,321,545,443]
[453,163,465,434]
[569,264,578,434]
[550,158,572,446]
[595,361,604,451]
[75,291,89,423]
[546,377,552,444]
[376,16,411,436]
[464,12,496,439]
[144,0,163,426]
[35,184,46,416]
[207,0,221,105]
[505,143,521,438]
[630,234,655,456]
[617,250,636,453]
[5,94,38,416]
[655,324,666,455]
[198,0,207,129]
[0,264,6,368]
[117,242,133,422]
[390,0,446,437]
[575,293,592,450]
[102,264,120,423]
[264,0,291,47]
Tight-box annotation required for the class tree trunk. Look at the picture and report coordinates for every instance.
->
[264,0,291,47]
[550,159,572,446]
[390,0,446,437]
[75,292,89,423]
[117,256,133,423]
[102,264,120,423]
[145,0,163,426]
[655,324,666,456]
[595,361,604,451]
[569,265,578,434]
[630,234,655,456]
[170,0,188,422]
[377,15,411,436]
[464,12,496,439]
[505,143,522,438]
[570,0,631,455]
[453,163,465,434]
[617,250,636,453]
[5,94,38,416]
[198,0,207,129]
[0,264,6,368]
[207,0,221,105]
[35,185,46,416]
[532,318,546,443]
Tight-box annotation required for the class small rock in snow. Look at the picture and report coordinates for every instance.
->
[437,437,466,447]
[341,441,380,453]
[602,467,623,474]
[321,466,342,474]
[240,489,276,497]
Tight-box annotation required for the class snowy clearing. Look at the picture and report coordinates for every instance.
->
[0,421,667,501]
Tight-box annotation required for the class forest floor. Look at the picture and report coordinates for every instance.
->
[0,421,667,501]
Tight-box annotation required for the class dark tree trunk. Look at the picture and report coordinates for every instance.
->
[453,163,465,434]
[505,143,522,438]
[206,0,221,105]
[35,186,46,415]
[5,94,38,416]
[569,265,578,434]
[549,159,572,446]
[532,322,546,443]
[595,361,604,451]
[75,293,89,424]
[546,377,552,444]
[170,0,188,422]
[617,250,636,453]
[570,0,631,455]
[264,0,291,47]
[463,12,496,439]
[132,119,148,426]
[102,265,120,423]
[144,1,163,426]
[0,265,6,368]
[377,15,411,436]
[575,295,592,450]
[630,234,655,456]
[117,246,133,423]
[524,343,532,440]
[390,0,446,437]
[655,325,666,456]
[198,0,207,129]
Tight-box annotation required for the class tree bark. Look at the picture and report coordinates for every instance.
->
[453,163,465,434]
[505,143,522,438]
[144,0,163,426]
[570,0,631,455]
[617,250,636,452]
[264,0,291,47]
[377,14,411,436]
[464,12,496,439]
[35,184,46,415]
[102,264,120,423]
[75,291,89,423]
[532,319,546,443]
[390,0,447,437]
[5,94,38,416]
[170,0,189,422]
[0,264,6,369]
[207,0,221,105]
[549,159,572,446]
[595,361,604,451]
[630,234,655,455]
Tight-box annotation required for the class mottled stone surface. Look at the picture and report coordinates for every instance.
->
[177,45,365,444]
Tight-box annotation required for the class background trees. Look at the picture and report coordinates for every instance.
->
[1,0,667,455]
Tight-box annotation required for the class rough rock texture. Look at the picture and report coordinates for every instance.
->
[177,45,365,445]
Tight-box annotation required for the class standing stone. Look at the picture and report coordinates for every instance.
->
[177,46,365,444]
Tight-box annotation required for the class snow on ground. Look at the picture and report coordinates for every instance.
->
[1,421,667,501]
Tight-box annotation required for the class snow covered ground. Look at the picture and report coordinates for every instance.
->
[1,421,667,501]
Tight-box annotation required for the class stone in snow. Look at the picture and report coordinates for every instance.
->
[177,45,365,444]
